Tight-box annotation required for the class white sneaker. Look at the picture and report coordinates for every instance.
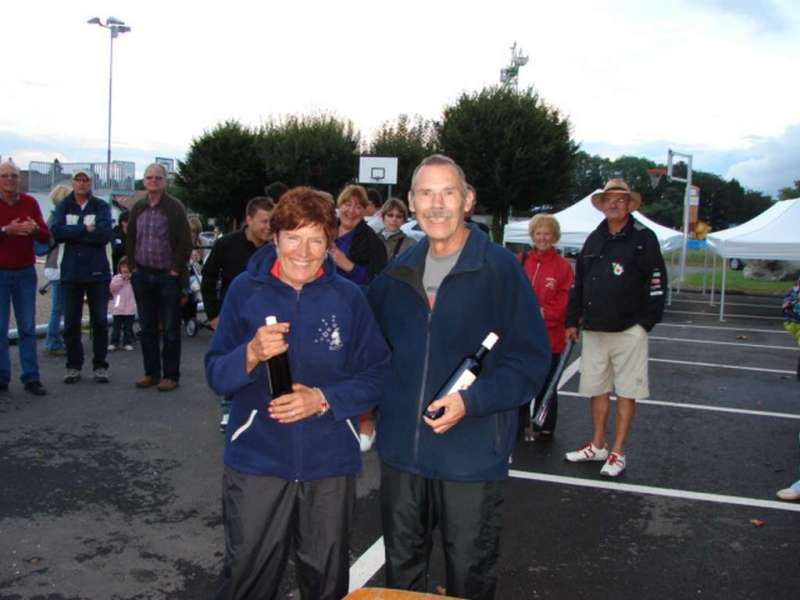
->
[359,430,376,452]
[123,344,134,351]
[600,452,626,477]
[565,442,609,463]
[776,482,800,501]
[107,344,117,352]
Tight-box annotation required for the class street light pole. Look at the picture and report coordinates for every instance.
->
[106,29,114,185]
[88,16,131,191]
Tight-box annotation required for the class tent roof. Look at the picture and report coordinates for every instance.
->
[503,190,683,252]
[706,198,800,260]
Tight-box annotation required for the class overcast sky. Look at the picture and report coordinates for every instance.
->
[2,0,798,197]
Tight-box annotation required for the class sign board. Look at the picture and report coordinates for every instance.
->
[688,185,700,234]
[689,185,700,206]
[155,157,175,174]
[358,156,398,185]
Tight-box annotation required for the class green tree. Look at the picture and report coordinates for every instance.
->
[607,155,679,227]
[175,120,266,228]
[672,167,771,230]
[369,114,439,199]
[608,156,659,197]
[439,86,578,231]
[262,114,360,194]
[566,154,775,231]
[570,151,612,203]
[778,180,800,200]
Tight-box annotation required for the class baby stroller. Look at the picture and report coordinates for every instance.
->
[182,253,208,337]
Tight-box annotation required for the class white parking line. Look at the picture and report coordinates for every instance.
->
[348,331,793,589]
[347,468,800,591]
[656,323,785,335]
[559,390,800,420]
[509,470,800,513]
[666,309,783,321]
[669,298,775,309]
[650,336,798,352]
[650,357,794,374]
[349,536,385,592]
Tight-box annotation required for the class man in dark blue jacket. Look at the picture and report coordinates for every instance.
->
[51,170,113,384]
[367,155,551,600]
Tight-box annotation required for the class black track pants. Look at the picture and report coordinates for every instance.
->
[380,462,504,600]
[216,467,355,600]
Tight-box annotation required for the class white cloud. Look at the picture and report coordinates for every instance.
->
[724,124,800,195]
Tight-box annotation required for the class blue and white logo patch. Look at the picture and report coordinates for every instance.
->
[314,315,343,351]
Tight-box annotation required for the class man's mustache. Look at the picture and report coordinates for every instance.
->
[421,211,454,219]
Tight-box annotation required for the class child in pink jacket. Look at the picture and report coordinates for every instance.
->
[108,257,137,351]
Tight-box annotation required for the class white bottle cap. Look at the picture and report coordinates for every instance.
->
[266,315,277,326]
[482,332,499,350]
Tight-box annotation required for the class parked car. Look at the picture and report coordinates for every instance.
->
[729,258,746,270]
[400,220,426,242]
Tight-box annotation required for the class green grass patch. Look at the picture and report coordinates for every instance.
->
[664,249,713,267]
[681,270,789,296]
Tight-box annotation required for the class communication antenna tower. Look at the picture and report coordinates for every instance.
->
[500,42,529,89]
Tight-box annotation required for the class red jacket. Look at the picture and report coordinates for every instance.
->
[0,193,50,270]
[519,248,574,353]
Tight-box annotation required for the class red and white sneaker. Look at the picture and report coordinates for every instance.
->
[600,452,626,477]
[565,442,609,463]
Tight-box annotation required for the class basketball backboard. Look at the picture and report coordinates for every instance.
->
[358,156,398,185]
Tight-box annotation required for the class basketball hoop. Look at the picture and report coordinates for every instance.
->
[647,168,667,190]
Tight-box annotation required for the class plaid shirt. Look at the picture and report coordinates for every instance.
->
[134,203,171,270]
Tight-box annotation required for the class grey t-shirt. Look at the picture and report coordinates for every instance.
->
[423,246,463,307]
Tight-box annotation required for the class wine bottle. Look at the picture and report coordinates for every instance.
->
[265,315,293,397]
[424,332,499,420]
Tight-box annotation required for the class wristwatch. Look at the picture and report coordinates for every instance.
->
[314,387,330,416]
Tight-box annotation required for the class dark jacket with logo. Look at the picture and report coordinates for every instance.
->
[205,243,391,481]
[566,217,667,333]
[50,192,113,283]
[367,225,551,482]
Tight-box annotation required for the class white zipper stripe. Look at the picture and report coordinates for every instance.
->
[346,418,360,445]
[231,409,258,442]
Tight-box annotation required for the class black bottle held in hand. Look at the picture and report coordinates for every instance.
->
[265,315,293,397]
[424,332,499,420]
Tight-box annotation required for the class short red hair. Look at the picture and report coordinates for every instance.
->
[270,187,337,246]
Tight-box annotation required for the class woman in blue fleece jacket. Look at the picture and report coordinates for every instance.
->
[205,187,390,600]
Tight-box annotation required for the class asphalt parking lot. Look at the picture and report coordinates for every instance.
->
[1,289,799,599]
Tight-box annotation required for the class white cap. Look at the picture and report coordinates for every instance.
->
[482,332,499,350]
[266,315,277,326]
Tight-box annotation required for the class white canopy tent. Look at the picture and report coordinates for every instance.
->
[502,190,684,253]
[706,197,800,320]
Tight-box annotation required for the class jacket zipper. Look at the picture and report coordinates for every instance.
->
[495,413,502,452]
[413,311,433,466]
[531,260,541,288]
[293,289,302,481]
[387,252,466,469]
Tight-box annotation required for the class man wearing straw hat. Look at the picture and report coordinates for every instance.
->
[564,178,667,477]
